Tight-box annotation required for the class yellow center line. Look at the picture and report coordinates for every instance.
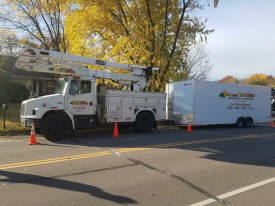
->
[0,133,272,170]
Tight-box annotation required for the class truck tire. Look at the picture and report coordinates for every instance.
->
[236,117,245,128]
[244,117,253,127]
[134,112,154,133]
[41,114,70,141]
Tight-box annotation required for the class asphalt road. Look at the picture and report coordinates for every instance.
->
[1,123,275,206]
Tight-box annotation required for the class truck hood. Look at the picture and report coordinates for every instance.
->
[21,94,65,117]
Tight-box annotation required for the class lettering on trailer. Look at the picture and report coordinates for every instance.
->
[219,91,255,100]
[184,83,193,86]
[219,90,255,110]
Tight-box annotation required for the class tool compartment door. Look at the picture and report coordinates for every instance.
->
[121,97,134,121]
[107,96,121,121]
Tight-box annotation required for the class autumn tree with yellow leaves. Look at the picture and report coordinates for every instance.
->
[219,74,275,87]
[0,0,218,91]
[64,0,214,91]
[0,0,68,52]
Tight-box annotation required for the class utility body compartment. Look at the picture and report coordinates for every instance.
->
[98,89,166,123]
[166,80,271,125]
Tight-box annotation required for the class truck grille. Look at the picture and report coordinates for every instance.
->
[20,103,25,116]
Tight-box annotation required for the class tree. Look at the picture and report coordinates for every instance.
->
[64,0,214,91]
[266,75,275,87]
[0,56,11,105]
[171,43,213,82]
[0,0,217,91]
[0,0,69,52]
[0,29,22,57]
[247,73,268,86]
[219,75,239,84]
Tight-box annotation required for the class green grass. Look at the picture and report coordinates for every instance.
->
[0,103,30,137]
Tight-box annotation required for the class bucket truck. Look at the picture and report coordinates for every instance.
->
[15,48,166,140]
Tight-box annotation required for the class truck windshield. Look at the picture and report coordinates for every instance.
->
[55,78,68,94]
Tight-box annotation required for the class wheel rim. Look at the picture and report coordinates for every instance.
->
[237,118,244,127]
[49,121,63,134]
[246,118,252,127]
[141,117,152,129]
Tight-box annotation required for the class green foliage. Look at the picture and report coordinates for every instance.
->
[0,74,11,105]
[9,82,30,103]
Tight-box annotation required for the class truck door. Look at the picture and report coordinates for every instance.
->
[67,79,96,116]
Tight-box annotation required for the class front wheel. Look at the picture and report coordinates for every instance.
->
[133,112,154,133]
[41,114,70,141]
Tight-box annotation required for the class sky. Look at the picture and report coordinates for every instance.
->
[196,0,275,81]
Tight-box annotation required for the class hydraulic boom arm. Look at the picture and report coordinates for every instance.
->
[15,48,158,91]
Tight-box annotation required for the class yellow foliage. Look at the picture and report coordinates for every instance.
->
[0,0,212,91]
[63,0,212,91]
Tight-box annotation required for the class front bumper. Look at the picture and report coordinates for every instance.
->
[21,118,41,128]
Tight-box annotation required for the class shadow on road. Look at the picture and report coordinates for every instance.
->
[49,123,275,168]
[0,170,138,204]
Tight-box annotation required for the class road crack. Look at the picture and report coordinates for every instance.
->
[108,149,236,206]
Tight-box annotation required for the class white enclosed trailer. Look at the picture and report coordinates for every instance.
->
[166,80,271,127]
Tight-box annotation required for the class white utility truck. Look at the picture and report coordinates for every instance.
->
[166,80,271,127]
[15,48,166,140]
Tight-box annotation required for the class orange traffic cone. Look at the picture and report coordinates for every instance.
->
[270,119,274,128]
[28,123,40,145]
[186,121,193,132]
[112,122,120,137]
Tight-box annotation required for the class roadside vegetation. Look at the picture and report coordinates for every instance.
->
[0,103,29,137]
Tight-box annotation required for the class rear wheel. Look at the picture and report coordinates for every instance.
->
[133,112,154,133]
[236,117,245,128]
[244,117,253,127]
[41,114,69,141]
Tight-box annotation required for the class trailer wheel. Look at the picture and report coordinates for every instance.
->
[236,117,245,128]
[244,117,253,127]
[134,112,154,133]
[41,114,69,141]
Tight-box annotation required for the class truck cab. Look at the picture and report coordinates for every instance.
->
[21,77,98,138]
